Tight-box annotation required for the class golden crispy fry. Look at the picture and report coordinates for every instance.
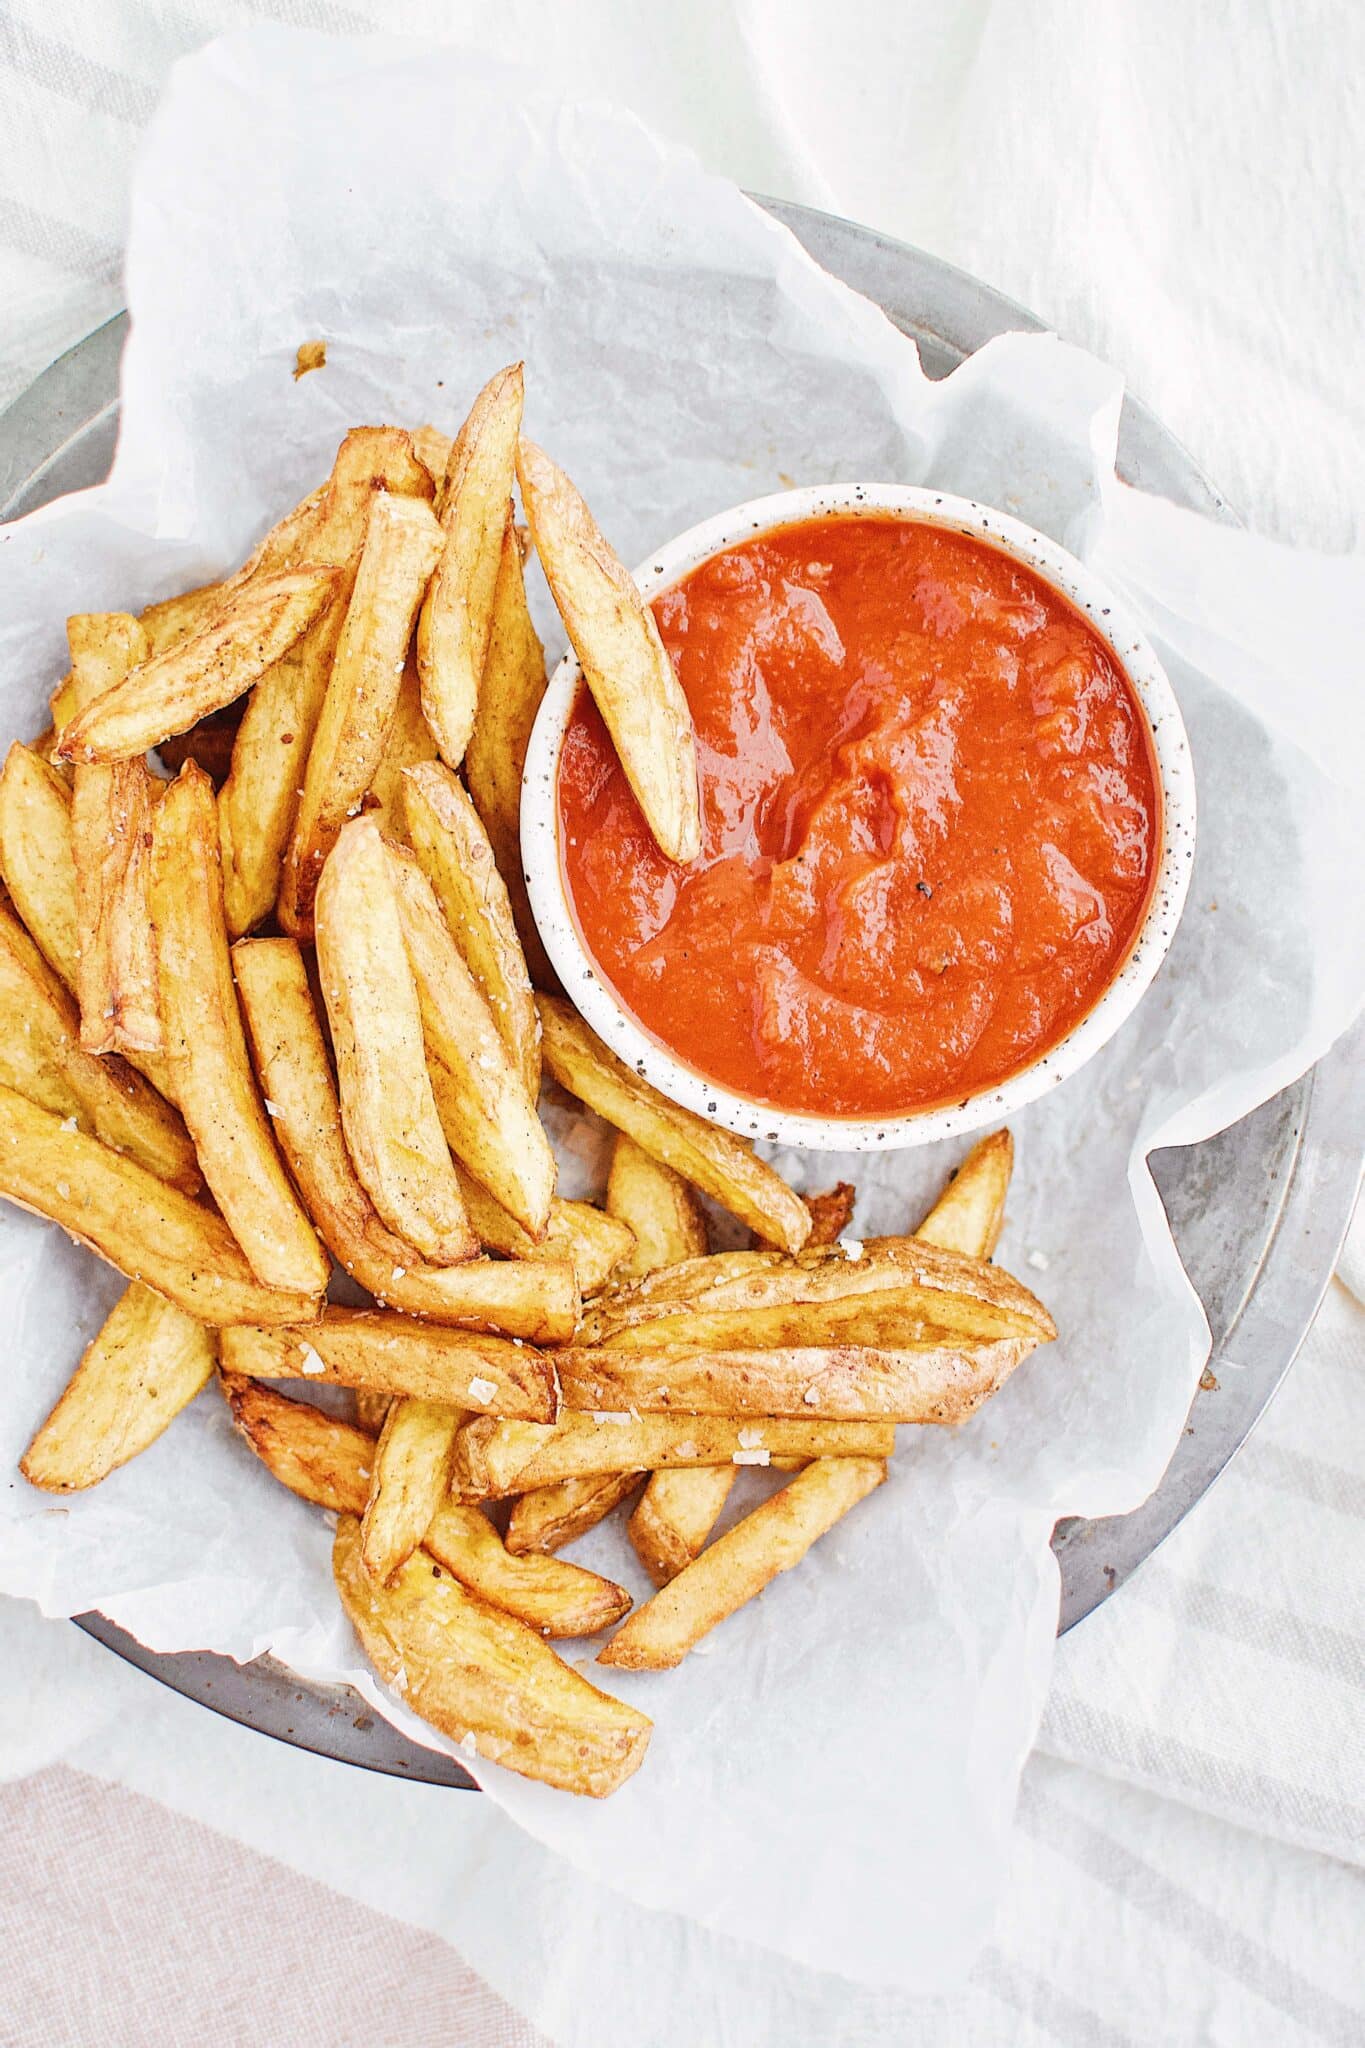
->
[505,1471,644,1555]
[21,1282,215,1491]
[605,1133,708,1282]
[411,424,454,495]
[387,843,554,1237]
[361,1397,462,1583]
[333,1514,651,1797]
[914,1129,1014,1259]
[314,818,475,1265]
[464,521,555,988]
[278,493,443,933]
[354,1390,392,1435]
[803,1182,856,1247]
[220,1310,557,1420]
[66,612,163,1055]
[628,1465,737,1588]
[234,938,577,1341]
[0,895,198,1191]
[517,439,700,864]
[401,762,539,1098]
[224,1377,627,1634]
[458,1412,894,1496]
[365,659,439,827]
[599,1456,886,1669]
[454,1164,634,1295]
[416,365,523,768]
[219,428,435,936]
[539,995,810,1253]
[0,1086,319,1325]
[55,569,339,765]
[139,583,229,657]
[149,766,329,1295]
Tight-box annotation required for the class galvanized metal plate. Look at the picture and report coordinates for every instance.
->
[3,200,1360,1787]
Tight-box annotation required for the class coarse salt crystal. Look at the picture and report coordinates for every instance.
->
[459,1730,479,1758]
[56,1182,70,1198]
[391,1266,406,1282]
[593,1411,632,1426]
[358,1466,371,1480]
[838,1237,864,1261]
[60,1117,78,1133]
[733,1448,770,1466]
[1027,1250,1051,1271]
[737,1426,765,1448]
[263,1099,283,1119]
[803,1385,820,1406]
[467,1376,498,1404]
[299,1343,326,1375]
[674,1440,697,1461]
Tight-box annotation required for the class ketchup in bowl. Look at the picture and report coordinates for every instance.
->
[557,514,1160,1121]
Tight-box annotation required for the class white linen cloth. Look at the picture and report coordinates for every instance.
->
[0,4,1361,2043]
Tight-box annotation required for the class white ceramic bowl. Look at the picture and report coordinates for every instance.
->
[522,484,1196,1153]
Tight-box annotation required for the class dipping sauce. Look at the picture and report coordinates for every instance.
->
[557,515,1160,1120]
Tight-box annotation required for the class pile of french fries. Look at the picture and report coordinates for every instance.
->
[6,365,1055,1798]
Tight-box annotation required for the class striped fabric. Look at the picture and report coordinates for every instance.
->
[1,4,1361,2041]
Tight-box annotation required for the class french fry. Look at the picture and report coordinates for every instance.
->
[401,762,539,1099]
[139,582,230,657]
[454,1164,634,1295]
[55,568,339,765]
[416,364,523,768]
[65,611,163,1055]
[314,818,475,1265]
[365,659,439,828]
[517,439,700,864]
[278,493,443,934]
[605,1133,708,1281]
[458,1411,894,1496]
[387,842,554,1237]
[914,1129,1013,1259]
[219,427,436,936]
[333,1514,651,1797]
[0,1086,319,1325]
[599,1456,886,1670]
[539,995,811,1253]
[224,1377,628,1635]
[0,896,198,1191]
[220,1310,557,1420]
[361,1397,462,1583]
[464,521,555,987]
[354,1390,392,1436]
[149,766,329,1295]
[628,1465,737,1588]
[234,937,577,1341]
[505,1471,644,1555]
[803,1182,856,1247]
[411,424,454,495]
[21,1282,215,1491]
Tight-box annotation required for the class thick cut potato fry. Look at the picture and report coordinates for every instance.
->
[411,424,454,495]
[234,939,577,1341]
[219,428,435,936]
[220,1311,557,1420]
[314,818,475,1265]
[66,612,163,1055]
[454,1164,633,1296]
[0,896,198,1191]
[914,1130,1014,1259]
[628,1465,737,1588]
[387,843,554,1237]
[0,1086,319,1325]
[458,1412,894,1496]
[139,582,229,657]
[559,1336,1034,1425]
[333,1515,651,1797]
[803,1182,856,1247]
[278,493,443,933]
[55,568,339,766]
[21,1282,215,1491]
[464,522,555,988]
[505,1471,643,1555]
[366,659,439,828]
[599,1457,886,1670]
[401,762,539,1098]
[605,1133,708,1282]
[361,1397,462,1583]
[416,365,523,768]
[517,439,700,865]
[224,1378,627,1635]
[539,996,810,1253]
[149,766,329,1295]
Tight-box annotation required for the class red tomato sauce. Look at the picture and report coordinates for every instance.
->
[557,515,1160,1119]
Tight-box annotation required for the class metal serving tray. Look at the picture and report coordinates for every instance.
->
[2,201,1360,1789]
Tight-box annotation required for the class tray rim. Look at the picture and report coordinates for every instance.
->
[2,196,1359,1787]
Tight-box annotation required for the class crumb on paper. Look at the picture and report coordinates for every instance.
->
[1027,1249,1050,1272]
[293,339,326,379]
[299,1342,326,1375]
[733,1448,770,1466]
[1200,1367,1220,1392]
[467,1376,498,1405]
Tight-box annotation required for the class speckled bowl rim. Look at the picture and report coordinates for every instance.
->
[521,483,1196,1154]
